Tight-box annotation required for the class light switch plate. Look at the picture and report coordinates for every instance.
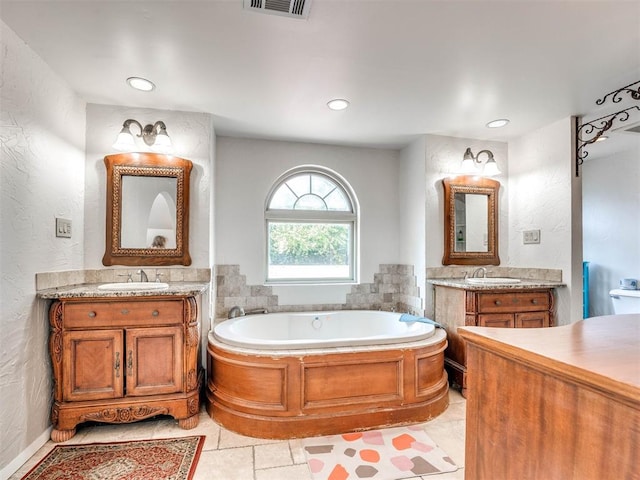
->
[56,217,72,238]
[523,229,540,244]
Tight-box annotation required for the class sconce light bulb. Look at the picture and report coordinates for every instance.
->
[113,119,172,153]
[150,123,173,153]
[460,147,477,173]
[460,147,500,176]
[112,126,136,151]
[483,158,501,176]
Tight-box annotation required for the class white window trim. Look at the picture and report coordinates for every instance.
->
[264,165,360,285]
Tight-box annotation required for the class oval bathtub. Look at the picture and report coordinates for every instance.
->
[206,310,449,439]
[213,310,436,349]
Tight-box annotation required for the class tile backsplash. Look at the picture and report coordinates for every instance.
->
[426,266,562,281]
[36,268,211,291]
[215,264,423,319]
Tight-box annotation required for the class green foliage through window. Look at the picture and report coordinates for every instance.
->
[269,223,349,265]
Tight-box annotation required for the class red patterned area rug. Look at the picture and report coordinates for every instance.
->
[20,436,205,480]
[302,425,457,480]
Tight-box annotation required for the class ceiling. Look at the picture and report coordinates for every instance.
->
[1,0,639,151]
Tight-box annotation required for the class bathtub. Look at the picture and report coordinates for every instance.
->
[213,310,437,349]
[206,310,449,439]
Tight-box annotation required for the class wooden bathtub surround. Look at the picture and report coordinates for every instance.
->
[48,295,201,442]
[434,284,555,396]
[460,314,639,480]
[206,331,449,439]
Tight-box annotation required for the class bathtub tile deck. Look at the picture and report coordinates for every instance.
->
[9,389,466,480]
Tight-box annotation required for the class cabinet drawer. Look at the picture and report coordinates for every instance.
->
[64,300,184,328]
[477,292,549,313]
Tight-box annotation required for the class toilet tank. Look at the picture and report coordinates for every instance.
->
[609,289,640,314]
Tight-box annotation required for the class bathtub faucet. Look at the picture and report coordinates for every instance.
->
[227,306,268,319]
[228,306,245,319]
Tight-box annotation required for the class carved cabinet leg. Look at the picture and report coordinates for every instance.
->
[51,428,76,443]
[178,414,199,430]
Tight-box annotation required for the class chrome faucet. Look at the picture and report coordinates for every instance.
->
[228,306,245,319]
[137,269,149,282]
[472,267,487,278]
[227,306,268,319]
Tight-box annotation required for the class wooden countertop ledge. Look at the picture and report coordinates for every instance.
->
[460,314,640,406]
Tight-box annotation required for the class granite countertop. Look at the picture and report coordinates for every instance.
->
[36,282,210,299]
[427,278,565,290]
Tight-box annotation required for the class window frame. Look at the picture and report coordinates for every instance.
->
[264,166,359,285]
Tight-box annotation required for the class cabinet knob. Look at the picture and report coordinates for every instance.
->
[121,309,129,315]
[531,299,538,304]
[494,300,502,306]
[88,311,96,318]
[152,310,159,317]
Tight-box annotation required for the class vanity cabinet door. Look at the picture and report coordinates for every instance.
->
[62,329,124,402]
[477,314,514,328]
[515,311,550,328]
[125,326,183,396]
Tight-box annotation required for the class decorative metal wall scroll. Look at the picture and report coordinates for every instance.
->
[576,80,640,176]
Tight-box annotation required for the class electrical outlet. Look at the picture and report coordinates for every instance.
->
[56,217,72,238]
[523,229,540,244]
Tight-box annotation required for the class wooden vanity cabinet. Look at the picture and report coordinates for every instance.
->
[434,286,554,396]
[49,296,201,442]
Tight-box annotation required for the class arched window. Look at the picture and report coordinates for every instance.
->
[265,166,359,283]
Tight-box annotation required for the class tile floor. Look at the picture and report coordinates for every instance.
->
[10,389,466,480]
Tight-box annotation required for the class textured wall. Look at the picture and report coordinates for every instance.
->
[398,137,427,311]
[423,134,509,316]
[0,20,86,475]
[583,145,640,316]
[215,136,400,305]
[507,117,579,324]
[84,104,215,269]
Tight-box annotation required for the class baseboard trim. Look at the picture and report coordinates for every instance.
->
[1,427,51,480]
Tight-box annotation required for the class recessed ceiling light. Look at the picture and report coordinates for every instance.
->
[595,135,608,142]
[126,77,155,92]
[486,118,510,128]
[327,99,350,111]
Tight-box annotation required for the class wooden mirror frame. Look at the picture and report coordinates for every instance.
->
[102,152,192,266]
[442,175,500,266]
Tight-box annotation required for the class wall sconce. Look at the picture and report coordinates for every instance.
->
[112,119,173,153]
[460,147,501,176]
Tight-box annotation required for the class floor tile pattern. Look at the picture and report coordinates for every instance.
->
[10,390,466,480]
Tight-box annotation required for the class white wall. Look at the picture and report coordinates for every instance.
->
[215,136,400,305]
[84,104,215,269]
[508,117,581,325]
[84,104,216,386]
[399,137,426,310]
[0,20,86,476]
[424,134,509,314]
[583,145,640,316]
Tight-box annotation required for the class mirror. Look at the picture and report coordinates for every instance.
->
[102,152,192,266]
[442,175,500,265]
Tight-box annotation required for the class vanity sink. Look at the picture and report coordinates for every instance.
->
[466,278,521,285]
[97,282,169,291]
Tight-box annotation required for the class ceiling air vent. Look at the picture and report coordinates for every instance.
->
[244,0,311,19]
